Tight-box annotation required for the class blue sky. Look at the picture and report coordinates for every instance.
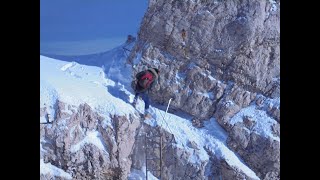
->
[40,0,148,55]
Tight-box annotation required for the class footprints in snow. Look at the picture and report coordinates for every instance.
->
[60,62,84,79]
[60,62,106,86]
[60,62,76,71]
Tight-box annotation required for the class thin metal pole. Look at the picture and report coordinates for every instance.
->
[145,133,148,180]
[160,130,162,180]
[164,98,172,120]
[174,155,177,180]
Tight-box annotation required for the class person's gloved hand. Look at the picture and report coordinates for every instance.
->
[170,94,176,101]
[155,83,160,91]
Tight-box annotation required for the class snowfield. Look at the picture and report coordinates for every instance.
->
[40,55,137,119]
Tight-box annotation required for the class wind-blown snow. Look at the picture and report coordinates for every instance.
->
[70,130,109,154]
[40,159,72,179]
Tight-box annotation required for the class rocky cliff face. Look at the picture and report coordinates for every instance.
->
[130,123,260,180]
[135,0,279,95]
[40,100,261,180]
[128,0,280,179]
[40,100,140,179]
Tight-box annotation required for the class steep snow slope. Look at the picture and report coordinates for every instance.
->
[40,55,136,118]
[41,41,135,87]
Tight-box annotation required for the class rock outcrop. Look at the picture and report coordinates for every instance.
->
[130,123,258,180]
[128,0,280,179]
[40,100,140,179]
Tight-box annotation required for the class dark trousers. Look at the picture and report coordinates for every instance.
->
[134,91,150,110]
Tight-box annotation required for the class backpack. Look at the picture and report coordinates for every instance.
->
[138,71,154,89]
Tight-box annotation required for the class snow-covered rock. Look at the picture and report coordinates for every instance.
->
[40,53,262,179]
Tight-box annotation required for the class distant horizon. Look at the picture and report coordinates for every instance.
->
[40,0,148,55]
[40,37,126,56]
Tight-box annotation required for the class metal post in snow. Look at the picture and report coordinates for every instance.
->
[145,133,148,180]
[164,98,172,121]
